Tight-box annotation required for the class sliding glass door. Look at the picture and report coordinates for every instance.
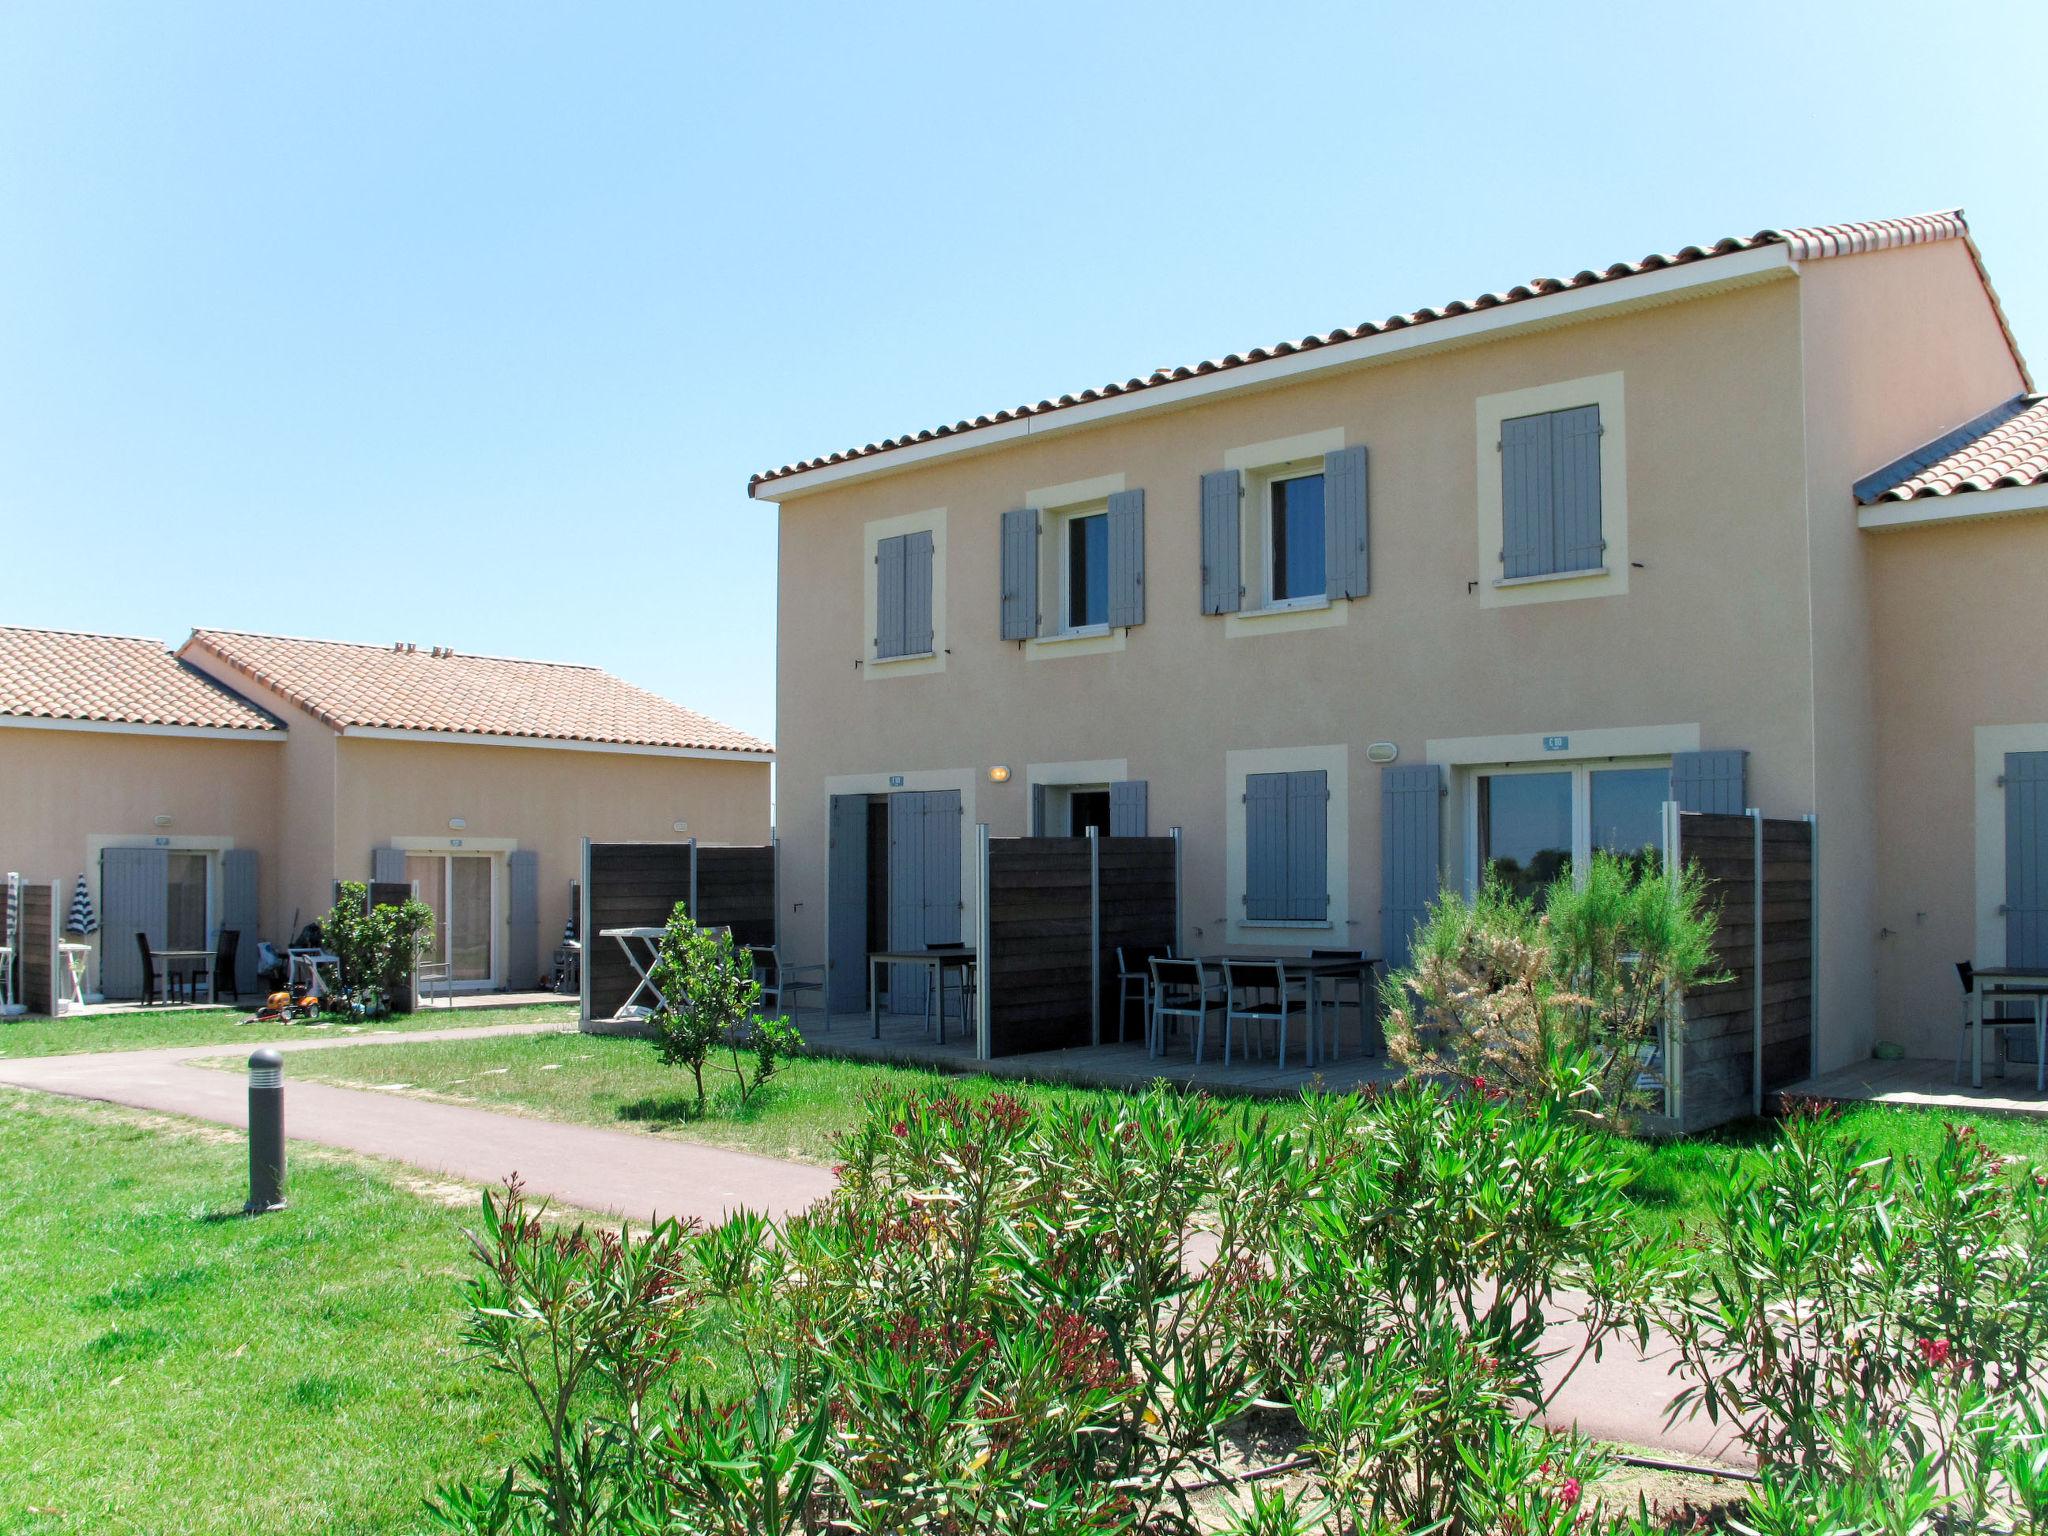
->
[1472,760,1671,903]
[404,852,497,985]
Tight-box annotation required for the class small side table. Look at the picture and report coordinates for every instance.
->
[57,943,90,1014]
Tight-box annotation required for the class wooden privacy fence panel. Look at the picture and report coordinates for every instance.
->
[19,883,55,1015]
[1677,812,1815,1131]
[695,845,776,950]
[583,842,778,1024]
[1095,838,1177,1040]
[986,838,1094,1056]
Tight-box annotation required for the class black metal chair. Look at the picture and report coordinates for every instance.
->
[1148,956,1225,1063]
[1114,944,1172,1044]
[1222,958,1312,1070]
[1309,948,1375,1059]
[926,942,974,1039]
[133,931,166,1006]
[207,929,241,1004]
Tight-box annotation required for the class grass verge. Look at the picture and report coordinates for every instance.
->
[268,1029,2048,1241]
[0,1090,567,1536]
[0,1001,576,1060]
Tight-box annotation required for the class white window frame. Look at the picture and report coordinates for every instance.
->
[1461,755,1671,894]
[1050,499,1112,637]
[1474,371,1627,609]
[401,847,506,992]
[1254,460,1330,612]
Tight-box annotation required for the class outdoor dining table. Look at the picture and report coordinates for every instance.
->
[156,947,215,1004]
[598,926,669,1019]
[1965,965,2048,1091]
[1186,951,1379,1069]
[867,947,977,1043]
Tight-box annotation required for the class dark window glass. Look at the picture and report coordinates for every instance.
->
[1590,767,1669,875]
[1067,512,1109,628]
[1477,772,1573,904]
[1271,474,1325,601]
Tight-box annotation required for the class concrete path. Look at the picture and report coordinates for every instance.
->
[0,1020,1745,1469]
[0,1020,835,1226]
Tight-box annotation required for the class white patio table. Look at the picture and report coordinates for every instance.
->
[599,926,669,1019]
[1967,965,2048,1091]
[57,942,90,1013]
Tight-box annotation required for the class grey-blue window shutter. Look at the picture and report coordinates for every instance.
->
[1106,489,1145,628]
[2006,752,2048,973]
[874,533,907,658]
[1323,445,1369,599]
[827,794,869,1013]
[1200,469,1242,614]
[1381,763,1443,970]
[923,790,962,945]
[1243,772,1289,920]
[1108,779,1148,837]
[508,848,539,990]
[903,530,935,655]
[1669,750,1747,815]
[1287,770,1330,920]
[372,846,408,885]
[222,848,260,993]
[999,508,1039,640]
[1500,413,1552,579]
[1551,405,1605,572]
[886,790,927,1010]
[99,847,167,999]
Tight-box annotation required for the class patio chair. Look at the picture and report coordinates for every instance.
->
[1955,961,2048,1092]
[1114,944,1171,1044]
[926,942,975,1040]
[133,931,167,1006]
[1148,956,1225,1063]
[754,945,825,1027]
[1309,948,1374,1059]
[209,929,242,1004]
[416,959,455,1009]
[1222,958,1313,1071]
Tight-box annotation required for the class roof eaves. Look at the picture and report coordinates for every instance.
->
[1853,395,2043,504]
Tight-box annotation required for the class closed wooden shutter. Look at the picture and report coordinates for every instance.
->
[1380,763,1443,969]
[1108,780,1149,837]
[371,846,408,885]
[2007,753,2048,972]
[1243,773,1290,920]
[222,848,260,993]
[1323,445,1370,599]
[827,794,869,1013]
[874,533,907,658]
[1500,413,1552,579]
[903,530,935,655]
[922,791,962,947]
[887,791,927,1009]
[99,847,168,999]
[1200,469,1242,614]
[508,849,539,989]
[1670,751,1747,815]
[1287,770,1330,920]
[1552,404,1605,572]
[1106,489,1146,628]
[999,508,1038,640]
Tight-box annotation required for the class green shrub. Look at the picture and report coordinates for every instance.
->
[322,880,434,1014]
[645,905,802,1115]
[1380,851,1724,1127]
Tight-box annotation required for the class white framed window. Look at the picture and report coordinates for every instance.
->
[1255,462,1328,609]
[1052,501,1111,635]
[1464,756,1670,903]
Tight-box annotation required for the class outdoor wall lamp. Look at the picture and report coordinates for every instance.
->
[152,814,173,828]
[447,817,467,830]
[987,765,1012,783]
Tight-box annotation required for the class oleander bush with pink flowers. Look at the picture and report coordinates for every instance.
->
[428,1079,2048,1536]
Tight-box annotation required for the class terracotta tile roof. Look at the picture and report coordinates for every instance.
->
[752,209,2024,493]
[1855,394,2048,504]
[0,626,280,731]
[183,630,772,755]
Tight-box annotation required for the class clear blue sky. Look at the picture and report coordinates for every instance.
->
[4,2,2042,745]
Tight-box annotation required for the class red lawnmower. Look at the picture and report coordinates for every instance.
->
[253,989,322,1024]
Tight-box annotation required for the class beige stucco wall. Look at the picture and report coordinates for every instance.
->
[772,273,1821,1000]
[0,724,282,985]
[333,736,770,979]
[1866,514,2048,1057]
[1795,238,2030,1066]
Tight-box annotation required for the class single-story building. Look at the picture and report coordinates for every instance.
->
[1,625,772,1000]
[751,207,2046,1083]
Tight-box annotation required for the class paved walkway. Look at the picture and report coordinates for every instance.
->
[0,1020,1745,1469]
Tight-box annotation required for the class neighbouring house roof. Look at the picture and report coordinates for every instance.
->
[182,629,772,756]
[0,626,281,733]
[750,208,2028,496]
[1854,394,2048,504]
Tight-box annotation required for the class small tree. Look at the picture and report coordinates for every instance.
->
[1380,851,1724,1126]
[323,881,435,1015]
[645,904,801,1115]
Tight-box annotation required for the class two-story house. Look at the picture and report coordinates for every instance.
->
[753,210,2046,1077]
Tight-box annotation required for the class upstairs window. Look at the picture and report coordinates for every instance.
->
[1268,471,1326,604]
[1499,404,1605,582]
[874,529,935,660]
[1064,507,1110,631]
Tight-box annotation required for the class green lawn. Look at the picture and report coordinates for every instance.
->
[0,1001,576,1060]
[0,1092,561,1535]
[268,1029,2048,1241]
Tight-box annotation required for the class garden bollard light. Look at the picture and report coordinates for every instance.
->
[246,1048,286,1214]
